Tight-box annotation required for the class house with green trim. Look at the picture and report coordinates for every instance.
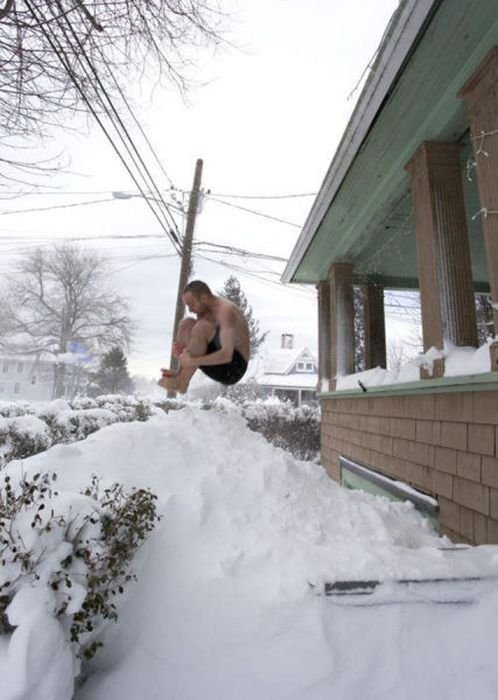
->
[283,0,498,544]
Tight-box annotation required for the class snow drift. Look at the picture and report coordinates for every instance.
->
[1,406,498,699]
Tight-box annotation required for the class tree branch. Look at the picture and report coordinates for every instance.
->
[0,0,14,22]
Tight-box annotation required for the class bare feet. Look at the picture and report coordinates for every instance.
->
[158,368,188,394]
[160,368,177,378]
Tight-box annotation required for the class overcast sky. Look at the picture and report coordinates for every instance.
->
[0,0,403,379]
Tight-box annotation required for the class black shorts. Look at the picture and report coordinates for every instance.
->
[199,327,248,385]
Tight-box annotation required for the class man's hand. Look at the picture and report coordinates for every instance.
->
[172,341,185,358]
[179,349,199,368]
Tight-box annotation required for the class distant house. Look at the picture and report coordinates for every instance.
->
[0,355,54,402]
[0,352,89,402]
[260,334,318,406]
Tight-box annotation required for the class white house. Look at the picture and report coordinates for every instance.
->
[0,354,55,401]
[259,335,318,406]
[0,352,90,402]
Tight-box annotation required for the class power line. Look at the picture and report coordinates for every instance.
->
[0,196,185,217]
[205,196,302,228]
[101,60,175,189]
[194,240,288,262]
[195,252,316,300]
[206,192,317,200]
[24,1,181,255]
[52,1,182,246]
[0,197,117,216]
[0,187,317,202]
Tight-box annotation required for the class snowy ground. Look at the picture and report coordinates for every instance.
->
[2,405,498,699]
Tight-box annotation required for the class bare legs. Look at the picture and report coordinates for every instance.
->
[159,318,215,394]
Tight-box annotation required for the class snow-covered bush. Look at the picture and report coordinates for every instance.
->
[0,401,34,418]
[0,415,52,465]
[154,397,187,414]
[206,397,321,461]
[0,470,160,685]
[242,400,320,461]
[0,396,157,468]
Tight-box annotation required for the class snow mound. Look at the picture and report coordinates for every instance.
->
[2,407,498,700]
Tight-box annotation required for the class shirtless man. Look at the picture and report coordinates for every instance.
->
[158,280,250,394]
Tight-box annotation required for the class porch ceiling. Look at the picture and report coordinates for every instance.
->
[286,0,498,289]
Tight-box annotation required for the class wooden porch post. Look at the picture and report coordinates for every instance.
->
[317,281,331,391]
[459,47,498,371]
[328,263,355,389]
[363,282,387,369]
[405,141,478,377]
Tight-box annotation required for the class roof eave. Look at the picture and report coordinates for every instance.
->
[281,0,440,284]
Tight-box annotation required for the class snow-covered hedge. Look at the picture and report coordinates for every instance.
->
[0,397,159,468]
[0,470,160,697]
[206,397,321,461]
[0,394,320,468]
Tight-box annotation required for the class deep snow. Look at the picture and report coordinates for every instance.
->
[2,405,498,699]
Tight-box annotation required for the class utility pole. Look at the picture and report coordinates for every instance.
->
[167,158,203,396]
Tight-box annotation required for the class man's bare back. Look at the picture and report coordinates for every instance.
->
[159,280,250,394]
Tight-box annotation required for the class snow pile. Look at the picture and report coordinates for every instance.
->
[1,406,498,699]
[336,339,494,391]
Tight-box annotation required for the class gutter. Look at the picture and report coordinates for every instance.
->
[281,0,441,284]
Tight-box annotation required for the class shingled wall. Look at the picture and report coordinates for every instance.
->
[321,390,498,544]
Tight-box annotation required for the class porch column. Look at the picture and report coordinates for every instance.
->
[459,47,498,365]
[363,282,387,369]
[405,142,478,366]
[317,281,331,391]
[328,263,355,388]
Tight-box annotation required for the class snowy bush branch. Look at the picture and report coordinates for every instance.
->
[0,470,161,682]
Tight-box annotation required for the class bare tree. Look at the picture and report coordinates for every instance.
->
[0,1,226,184]
[0,244,134,397]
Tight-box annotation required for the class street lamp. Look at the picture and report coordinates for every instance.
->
[111,190,186,215]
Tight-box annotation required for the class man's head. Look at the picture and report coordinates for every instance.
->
[182,280,213,316]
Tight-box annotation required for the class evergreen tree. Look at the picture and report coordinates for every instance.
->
[91,347,134,396]
[219,276,268,357]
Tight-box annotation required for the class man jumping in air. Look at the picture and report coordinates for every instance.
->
[159,280,250,394]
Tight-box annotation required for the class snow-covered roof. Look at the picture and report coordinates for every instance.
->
[259,373,318,390]
[264,347,317,375]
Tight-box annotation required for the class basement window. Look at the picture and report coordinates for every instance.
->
[339,456,439,531]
